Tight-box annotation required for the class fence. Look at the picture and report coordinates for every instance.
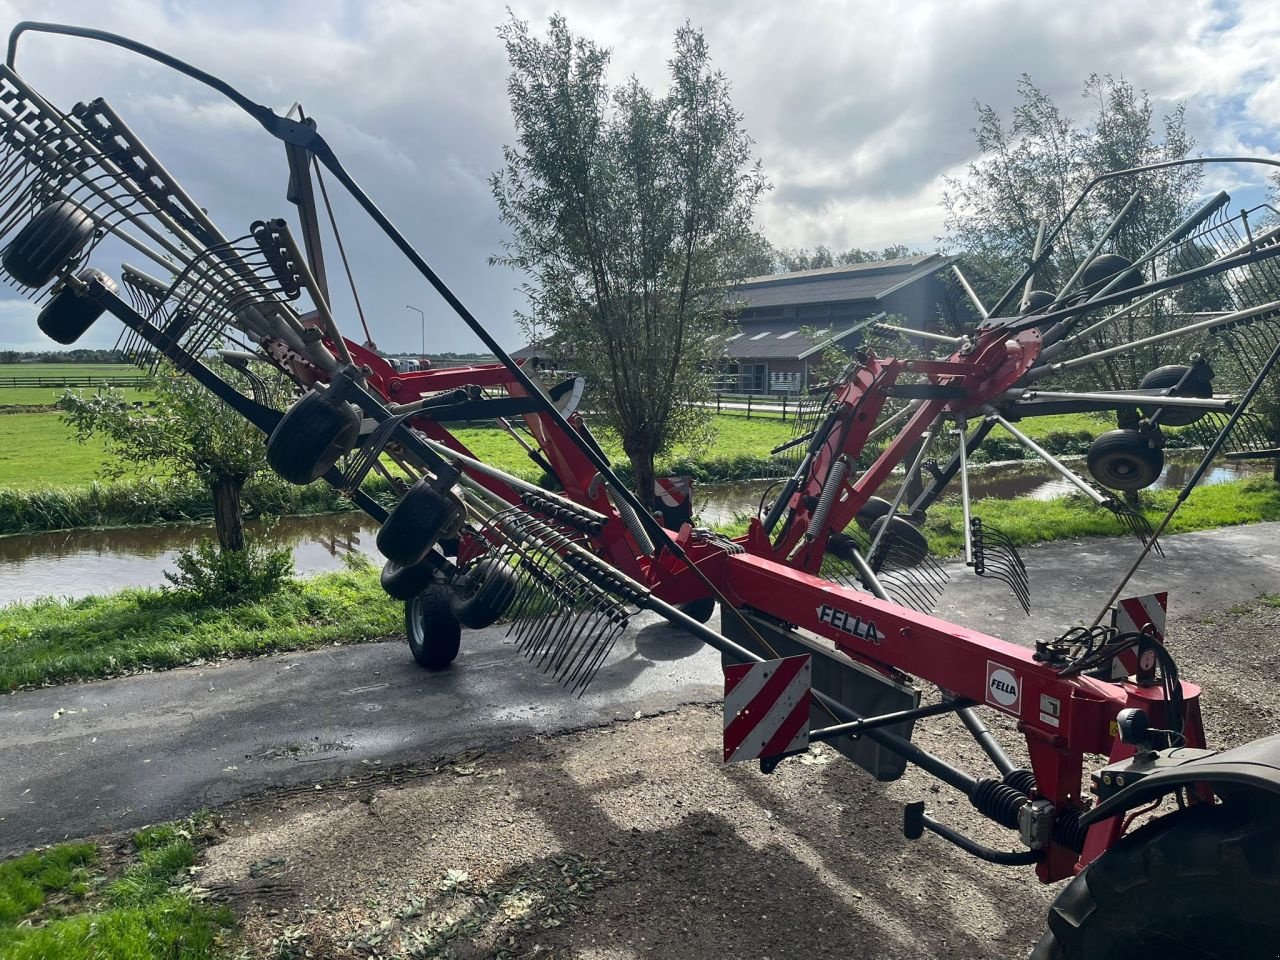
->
[0,376,142,388]
[704,392,797,420]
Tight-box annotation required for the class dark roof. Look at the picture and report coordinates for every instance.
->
[733,253,953,310]
[721,318,875,360]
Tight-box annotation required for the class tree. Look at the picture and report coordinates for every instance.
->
[490,14,768,505]
[942,74,1202,388]
[60,365,268,551]
[773,243,919,273]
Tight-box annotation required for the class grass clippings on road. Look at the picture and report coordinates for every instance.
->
[0,817,232,960]
[0,559,399,692]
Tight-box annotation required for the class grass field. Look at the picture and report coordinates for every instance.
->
[0,362,145,380]
[0,818,232,959]
[0,413,798,492]
[0,364,151,409]
[0,386,153,407]
[0,413,145,489]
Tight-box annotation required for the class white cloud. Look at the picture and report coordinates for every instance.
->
[0,0,1278,354]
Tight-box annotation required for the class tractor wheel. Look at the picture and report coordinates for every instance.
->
[37,268,117,344]
[266,389,361,485]
[376,478,465,567]
[677,596,717,624]
[1139,364,1213,427]
[868,514,930,567]
[1086,429,1164,491]
[404,585,462,670]
[379,557,437,601]
[855,495,895,531]
[1081,254,1143,299]
[1020,289,1056,315]
[449,558,519,629]
[1030,798,1280,959]
[2,201,95,288]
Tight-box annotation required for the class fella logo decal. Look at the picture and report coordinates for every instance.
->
[816,605,884,644]
[985,660,1021,714]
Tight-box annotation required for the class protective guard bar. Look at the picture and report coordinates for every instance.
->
[719,549,1204,882]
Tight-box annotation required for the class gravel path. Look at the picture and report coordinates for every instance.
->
[197,597,1280,960]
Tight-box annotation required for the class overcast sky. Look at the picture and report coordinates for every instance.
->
[0,0,1278,355]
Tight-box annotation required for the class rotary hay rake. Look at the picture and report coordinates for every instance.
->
[5,22,1280,958]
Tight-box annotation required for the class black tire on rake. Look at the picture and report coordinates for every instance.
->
[37,268,117,344]
[450,558,520,629]
[405,585,462,670]
[376,478,466,567]
[266,389,362,485]
[2,201,95,288]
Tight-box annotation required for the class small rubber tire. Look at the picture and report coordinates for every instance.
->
[376,478,465,568]
[677,596,717,624]
[854,495,895,531]
[1020,289,1056,315]
[1086,429,1163,491]
[450,558,520,629]
[1030,798,1280,960]
[265,389,361,485]
[868,514,930,567]
[2,201,95,288]
[405,585,462,670]
[379,557,437,601]
[37,268,117,344]
[1081,253,1143,298]
[1138,364,1213,427]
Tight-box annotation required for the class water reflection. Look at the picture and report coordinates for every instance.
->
[0,512,381,606]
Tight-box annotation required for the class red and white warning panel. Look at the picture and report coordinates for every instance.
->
[723,654,812,764]
[1112,592,1168,640]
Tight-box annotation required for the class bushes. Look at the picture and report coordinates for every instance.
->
[163,540,293,605]
[0,476,371,535]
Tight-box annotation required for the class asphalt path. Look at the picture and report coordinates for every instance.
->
[4,521,1280,855]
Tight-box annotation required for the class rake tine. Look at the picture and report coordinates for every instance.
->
[556,594,613,688]
[969,518,1031,615]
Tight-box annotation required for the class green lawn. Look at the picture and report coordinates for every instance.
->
[0,386,152,408]
[0,362,145,380]
[0,413,144,489]
[0,558,400,691]
[922,475,1280,555]
[0,412,798,492]
[0,819,232,959]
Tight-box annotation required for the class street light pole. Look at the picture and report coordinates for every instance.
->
[405,304,425,358]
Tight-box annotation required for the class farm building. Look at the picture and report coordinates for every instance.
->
[719,253,963,394]
[510,252,967,392]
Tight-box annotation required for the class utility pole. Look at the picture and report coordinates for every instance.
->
[405,304,425,358]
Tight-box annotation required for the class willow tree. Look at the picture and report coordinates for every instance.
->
[491,14,767,504]
[60,366,267,552]
[942,75,1201,388]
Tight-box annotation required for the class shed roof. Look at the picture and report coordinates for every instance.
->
[733,253,953,310]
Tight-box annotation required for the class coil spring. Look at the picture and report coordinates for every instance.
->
[521,492,605,536]
[612,493,656,556]
[806,456,850,540]
[970,778,1029,830]
[1003,768,1037,797]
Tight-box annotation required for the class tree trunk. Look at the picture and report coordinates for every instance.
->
[623,439,658,515]
[1273,456,1280,485]
[211,475,246,552]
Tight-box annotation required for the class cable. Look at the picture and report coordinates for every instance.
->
[311,154,373,346]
